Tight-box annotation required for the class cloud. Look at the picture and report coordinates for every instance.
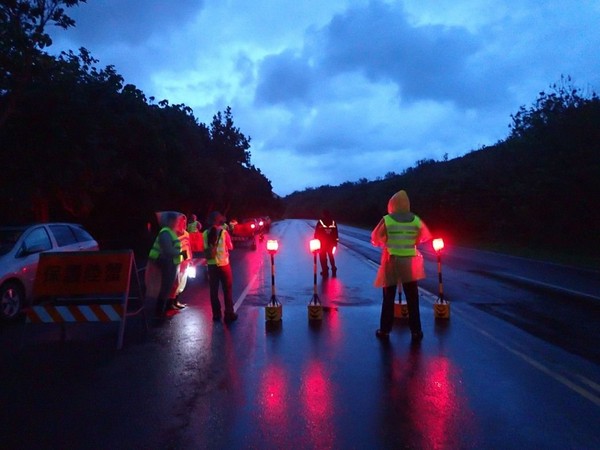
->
[255,51,316,106]
[319,2,481,103]
[253,1,493,111]
[44,0,600,196]
[62,0,205,46]
[48,0,205,93]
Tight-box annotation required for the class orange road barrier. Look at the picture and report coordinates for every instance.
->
[24,250,147,350]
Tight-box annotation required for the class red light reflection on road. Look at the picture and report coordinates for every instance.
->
[320,278,343,347]
[415,357,457,448]
[389,353,470,448]
[259,363,289,429]
[301,360,335,448]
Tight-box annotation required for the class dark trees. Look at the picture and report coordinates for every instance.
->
[285,79,600,265]
[0,8,280,252]
[0,0,85,127]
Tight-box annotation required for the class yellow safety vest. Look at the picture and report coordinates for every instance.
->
[187,221,200,233]
[384,215,421,257]
[203,229,228,266]
[149,227,182,265]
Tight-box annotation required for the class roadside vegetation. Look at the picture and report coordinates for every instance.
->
[2,2,598,267]
[285,78,600,269]
[0,1,282,253]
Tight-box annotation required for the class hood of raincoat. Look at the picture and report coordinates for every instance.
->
[386,190,416,222]
[156,211,183,229]
[387,190,410,214]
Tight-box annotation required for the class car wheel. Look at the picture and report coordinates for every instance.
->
[0,281,25,320]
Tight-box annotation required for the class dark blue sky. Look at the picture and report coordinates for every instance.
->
[50,0,600,195]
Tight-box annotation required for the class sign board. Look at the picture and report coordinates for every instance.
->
[26,250,146,350]
[33,251,132,299]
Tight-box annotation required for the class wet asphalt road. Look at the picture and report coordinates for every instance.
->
[1,219,599,449]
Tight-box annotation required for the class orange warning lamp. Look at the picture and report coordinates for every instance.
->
[433,238,445,253]
[267,239,279,253]
[309,239,321,253]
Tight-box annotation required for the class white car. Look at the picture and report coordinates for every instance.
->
[0,223,99,320]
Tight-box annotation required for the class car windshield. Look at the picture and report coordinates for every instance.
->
[0,228,25,256]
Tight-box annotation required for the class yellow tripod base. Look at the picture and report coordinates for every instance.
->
[308,304,323,320]
[434,300,450,319]
[265,304,282,321]
[394,302,409,319]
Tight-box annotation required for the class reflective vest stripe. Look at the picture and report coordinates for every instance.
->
[319,220,336,229]
[384,215,421,257]
[148,227,182,265]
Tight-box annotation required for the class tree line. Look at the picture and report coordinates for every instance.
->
[284,77,600,267]
[1,1,282,252]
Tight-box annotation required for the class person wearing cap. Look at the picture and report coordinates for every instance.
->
[371,190,432,341]
[203,211,237,322]
[314,209,339,277]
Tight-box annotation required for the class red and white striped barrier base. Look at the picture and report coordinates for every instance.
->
[26,305,124,323]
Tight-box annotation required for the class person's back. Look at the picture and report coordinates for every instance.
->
[371,190,432,341]
[315,210,338,247]
[314,209,339,276]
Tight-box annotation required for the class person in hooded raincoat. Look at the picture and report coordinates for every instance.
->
[371,190,432,341]
[146,211,184,317]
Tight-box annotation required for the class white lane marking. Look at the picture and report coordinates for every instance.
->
[576,374,600,395]
[311,220,600,407]
[466,322,600,407]
[494,271,600,301]
[233,271,260,313]
[419,293,600,408]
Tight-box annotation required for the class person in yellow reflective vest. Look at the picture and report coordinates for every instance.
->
[314,210,339,277]
[371,190,432,341]
[148,211,184,317]
[203,211,236,322]
[187,214,201,233]
[174,214,192,308]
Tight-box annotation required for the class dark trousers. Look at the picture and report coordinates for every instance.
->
[319,247,337,272]
[207,264,234,316]
[157,260,178,313]
[380,281,421,334]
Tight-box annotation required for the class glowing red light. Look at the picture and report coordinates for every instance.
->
[259,220,264,226]
[251,223,256,229]
[310,239,321,253]
[267,239,279,252]
[433,238,444,252]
